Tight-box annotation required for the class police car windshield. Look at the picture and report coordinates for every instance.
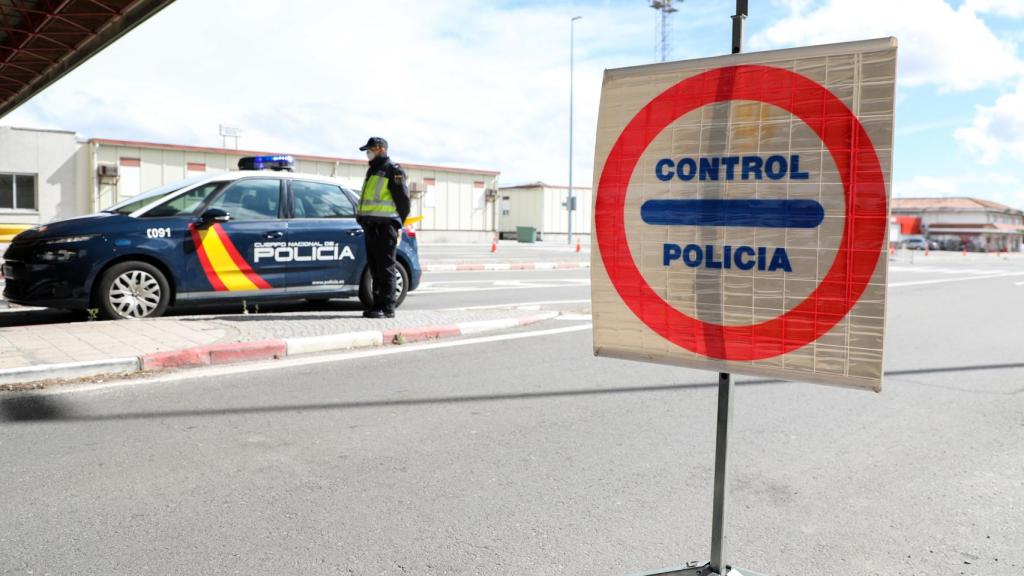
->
[104,174,212,215]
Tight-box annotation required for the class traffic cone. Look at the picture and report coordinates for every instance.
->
[575,238,581,253]
[889,243,895,256]
[962,245,967,256]
[490,235,497,253]
[924,245,929,256]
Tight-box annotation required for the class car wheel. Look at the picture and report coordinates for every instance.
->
[358,263,410,309]
[97,261,170,319]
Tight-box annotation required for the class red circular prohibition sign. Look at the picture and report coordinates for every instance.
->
[596,65,888,361]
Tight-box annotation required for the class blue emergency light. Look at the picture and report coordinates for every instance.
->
[238,155,295,171]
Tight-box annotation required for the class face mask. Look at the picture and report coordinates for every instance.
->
[365,150,376,161]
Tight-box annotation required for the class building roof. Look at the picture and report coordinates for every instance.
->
[891,197,1022,213]
[88,137,501,176]
[0,0,175,119]
[500,181,592,191]
[927,222,1024,232]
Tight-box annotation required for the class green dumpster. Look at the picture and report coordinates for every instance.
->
[516,226,537,243]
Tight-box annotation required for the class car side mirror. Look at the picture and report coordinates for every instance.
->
[199,208,231,224]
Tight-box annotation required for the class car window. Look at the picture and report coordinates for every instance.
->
[292,181,356,218]
[106,174,212,215]
[206,179,281,220]
[140,183,223,218]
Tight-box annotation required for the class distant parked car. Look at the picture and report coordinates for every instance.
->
[899,238,935,251]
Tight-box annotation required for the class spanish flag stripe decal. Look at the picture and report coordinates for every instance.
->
[189,223,227,291]
[189,223,271,291]
[212,224,273,290]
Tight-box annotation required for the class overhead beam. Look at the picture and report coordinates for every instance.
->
[0,0,176,119]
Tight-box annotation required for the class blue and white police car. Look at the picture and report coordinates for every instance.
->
[1,156,421,319]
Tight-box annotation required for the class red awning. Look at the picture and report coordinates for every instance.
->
[896,216,921,235]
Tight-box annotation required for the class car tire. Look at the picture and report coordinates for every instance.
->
[97,261,171,319]
[358,263,409,310]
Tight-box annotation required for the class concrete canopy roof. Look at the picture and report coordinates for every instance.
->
[0,0,175,119]
[891,197,1022,214]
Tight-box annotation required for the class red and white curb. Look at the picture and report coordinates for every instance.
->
[0,311,560,387]
[422,261,590,272]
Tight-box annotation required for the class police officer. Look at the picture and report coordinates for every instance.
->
[357,137,410,318]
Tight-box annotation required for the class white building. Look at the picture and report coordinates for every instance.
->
[498,182,592,243]
[1,126,501,243]
[891,197,1024,251]
[0,127,88,227]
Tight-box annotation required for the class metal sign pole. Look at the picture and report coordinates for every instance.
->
[710,4,746,574]
[709,372,734,573]
[636,3,767,575]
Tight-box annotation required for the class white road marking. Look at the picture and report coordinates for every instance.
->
[37,323,594,397]
[441,299,591,311]
[890,272,1024,288]
[556,314,593,321]
[415,279,590,295]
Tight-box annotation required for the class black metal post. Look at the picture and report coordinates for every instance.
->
[731,0,747,55]
[713,7,745,575]
[709,372,734,573]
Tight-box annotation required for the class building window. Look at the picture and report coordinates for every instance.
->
[118,157,142,200]
[0,173,37,211]
[186,162,206,178]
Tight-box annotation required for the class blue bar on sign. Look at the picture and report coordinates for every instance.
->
[640,199,825,228]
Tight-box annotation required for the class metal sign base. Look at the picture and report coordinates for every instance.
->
[632,562,766,576]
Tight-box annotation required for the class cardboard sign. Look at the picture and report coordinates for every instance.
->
[591,38,897,391]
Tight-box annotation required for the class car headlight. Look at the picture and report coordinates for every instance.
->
[43,234,97,245]
[36,248,79,262]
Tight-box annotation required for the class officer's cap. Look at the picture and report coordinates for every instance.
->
[359,137,388,151]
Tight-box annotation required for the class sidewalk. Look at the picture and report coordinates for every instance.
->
[0,307,560,388]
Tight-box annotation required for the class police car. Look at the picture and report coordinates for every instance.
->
[1,156,421,319]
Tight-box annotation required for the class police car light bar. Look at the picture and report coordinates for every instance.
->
[238,155,295,171]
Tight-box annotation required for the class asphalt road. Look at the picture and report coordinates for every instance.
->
[1,255,1023,575]
[0,268,594,327]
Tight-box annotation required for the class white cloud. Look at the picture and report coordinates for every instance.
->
[894,172,1024,210]
[955,80,1024,163]
[966,0,1024,18]
[751,0,1023,92]
[895,175,960,197]
[3,0,665,187]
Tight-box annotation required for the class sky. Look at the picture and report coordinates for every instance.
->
[3,0,1024,209]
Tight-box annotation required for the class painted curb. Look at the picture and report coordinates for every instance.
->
[1,312,561,387]
[286,331,383,356]
[139,340,286,370]
[141,347,210,370]
[382,325,461,344]
[0,357,140,386]
[421,261,590,272]
[208,340,286,365]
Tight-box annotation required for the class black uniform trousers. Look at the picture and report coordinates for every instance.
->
[362,220,400,311]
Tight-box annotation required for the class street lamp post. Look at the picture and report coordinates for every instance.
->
[568,15,581,246]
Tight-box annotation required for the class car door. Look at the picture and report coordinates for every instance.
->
[184,177,288,298]
[284,179,364,294]
[137,181,225,296]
